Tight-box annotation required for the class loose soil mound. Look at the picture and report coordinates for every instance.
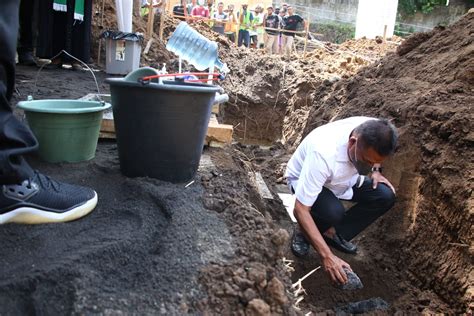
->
[231,143,454,314]
[0,143,235,314]
[6,5,471,314]
[7,67,296,315]
[282,11,473,313]
[198,148,295,315]
[91,1,401,144]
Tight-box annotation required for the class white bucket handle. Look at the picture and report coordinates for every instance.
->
[32,50,104,105]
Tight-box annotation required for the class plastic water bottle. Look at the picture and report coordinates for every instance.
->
[166,22,229,73]
[158,63,174,83]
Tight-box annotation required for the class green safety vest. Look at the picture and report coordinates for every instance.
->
[209,6,215,27]
[240,11,252,30]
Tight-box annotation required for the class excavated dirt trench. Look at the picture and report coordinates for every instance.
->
[1,4,471,315]
[135,8,472,314]
[223,11,473,314]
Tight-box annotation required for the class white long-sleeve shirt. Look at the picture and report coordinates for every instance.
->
[285,116,375,207]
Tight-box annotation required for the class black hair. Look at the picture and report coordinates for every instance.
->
[354,119,398,156]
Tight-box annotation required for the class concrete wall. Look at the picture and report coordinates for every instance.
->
[399,1,473,32]
[279,0,358,23]
[275,0,473,32]
[355,0,398,39]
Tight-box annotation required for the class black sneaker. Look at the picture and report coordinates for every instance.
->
[0,171,97,224]
[18,51,37,66]
[323,233,358,254]
[291,225,310,257]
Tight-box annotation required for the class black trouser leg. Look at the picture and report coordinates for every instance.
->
[0,0,38,185]
[309,187,346,234]
[17,0,35,54]
[70,0,92,63]
[62,0,74,63]
[336,177,396,241]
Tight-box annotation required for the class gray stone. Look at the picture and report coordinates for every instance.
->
[335,297,390,314]
[339,268,364,290]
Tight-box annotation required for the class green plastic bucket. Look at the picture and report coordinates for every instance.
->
[17,99,111,163]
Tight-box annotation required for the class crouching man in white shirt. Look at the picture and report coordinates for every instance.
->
[285,117,397,285]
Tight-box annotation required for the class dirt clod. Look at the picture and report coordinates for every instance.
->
[271,228,290,247]
[246,298,271,316]
[266,277,289,305]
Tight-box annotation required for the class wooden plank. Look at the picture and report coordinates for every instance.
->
[99,131,116,139]
[78,93,111,103]
[100,112,233,145]
[209,113,219,124]
[206,122,233,144]
[212,103,220,114]
[147,2,155,38]
[198,154,215,170]
[253,172,273,200]
[144,38,154,55]
[101,118,115,133]
[208,141,227,148]
[303,16,310,58]
[159,0,166,40]
[263,27,306,34]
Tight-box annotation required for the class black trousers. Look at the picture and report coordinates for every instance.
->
[18,0,35,54]
[309,176,396,241]
[36,0,93,63]
[0,0,38,185]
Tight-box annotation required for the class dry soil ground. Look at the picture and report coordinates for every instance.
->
[0,7,472,316]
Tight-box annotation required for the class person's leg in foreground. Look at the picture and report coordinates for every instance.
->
[0,0,98,224]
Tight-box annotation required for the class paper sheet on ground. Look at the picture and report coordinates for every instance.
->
[278,193,297,222]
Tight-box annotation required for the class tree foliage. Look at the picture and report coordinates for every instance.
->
[398,0,447,16]
[313,22,355,44]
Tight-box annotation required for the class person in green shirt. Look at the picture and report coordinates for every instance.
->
[252,4,265,49]
[237,3,253,47]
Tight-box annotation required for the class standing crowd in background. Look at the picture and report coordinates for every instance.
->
[17,0,306,69]
[170,0,306,56]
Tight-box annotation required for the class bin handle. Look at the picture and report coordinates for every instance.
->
[139,72,225,85]
[32,50,104,105]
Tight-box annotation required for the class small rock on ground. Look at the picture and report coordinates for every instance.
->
[339,268,363,290]
[334,297,389,314]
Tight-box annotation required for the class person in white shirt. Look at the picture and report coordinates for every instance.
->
[286,117,397,285]
[212,2,228,34]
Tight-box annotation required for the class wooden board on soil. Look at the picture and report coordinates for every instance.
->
[99,112,233,147]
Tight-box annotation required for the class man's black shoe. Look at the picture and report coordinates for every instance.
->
[0,171,97,224]
[324,233,358,254]
[291,226,310,257]
[18,51,37,66]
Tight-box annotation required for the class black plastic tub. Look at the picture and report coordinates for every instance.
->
[106,78,220,183]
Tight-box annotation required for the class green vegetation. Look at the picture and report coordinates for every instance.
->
[312,22,355,44]
[394,23,415,37]
[398,0,447,16]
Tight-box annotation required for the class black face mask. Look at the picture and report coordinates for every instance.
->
[349,143,372,175]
